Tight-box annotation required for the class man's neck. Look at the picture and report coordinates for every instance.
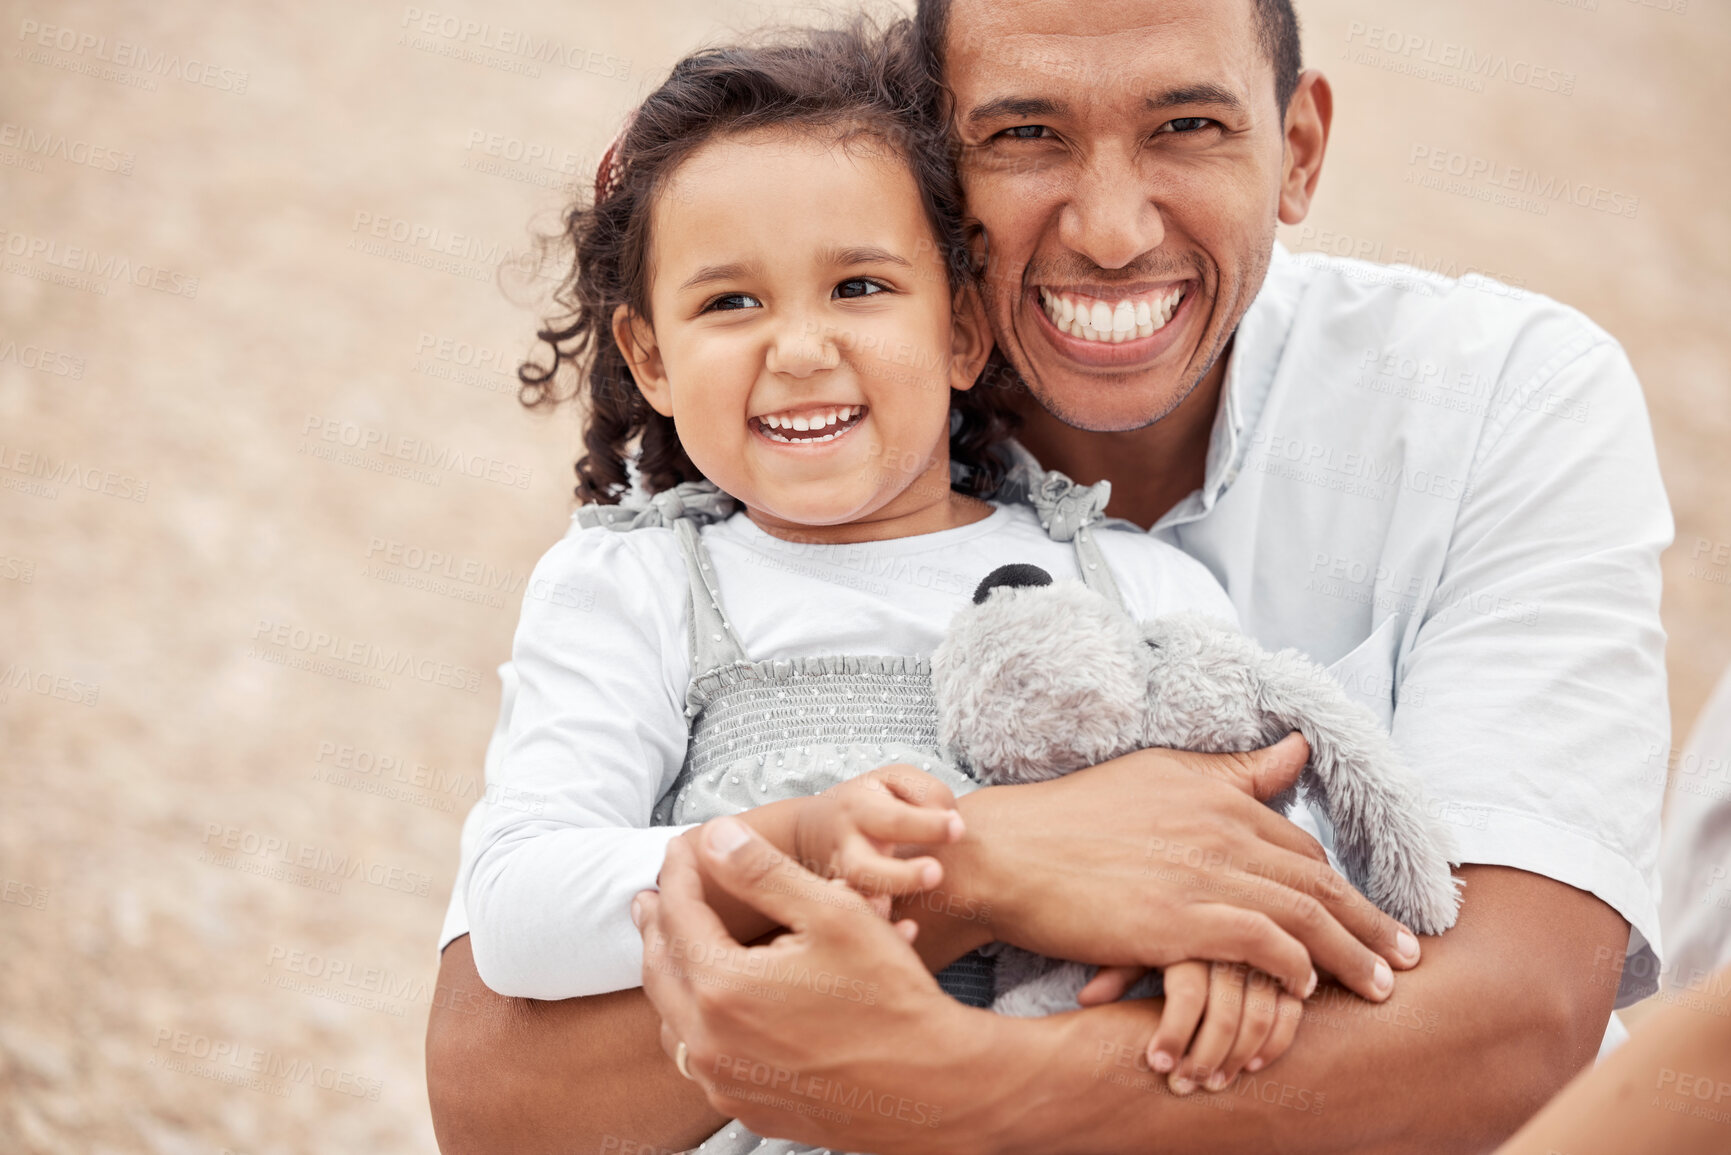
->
[1009,351,1230,531]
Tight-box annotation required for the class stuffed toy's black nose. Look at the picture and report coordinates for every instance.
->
[973,563,1054,605]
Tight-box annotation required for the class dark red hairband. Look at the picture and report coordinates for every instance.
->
[592,112,636,206]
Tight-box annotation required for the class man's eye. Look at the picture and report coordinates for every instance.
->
[834,278,887,300]
[703,292,761,312]
[1160,117,1215,134]
[997,125,1050,140]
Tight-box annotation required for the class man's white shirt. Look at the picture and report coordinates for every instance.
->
[443,242,1673,1020]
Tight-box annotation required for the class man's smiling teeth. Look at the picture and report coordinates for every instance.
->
[1038,286,1185,343]
[754,405,863,443]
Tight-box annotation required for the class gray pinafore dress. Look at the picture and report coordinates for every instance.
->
[576,465,1131,1155]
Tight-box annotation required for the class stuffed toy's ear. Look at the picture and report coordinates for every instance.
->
[973,563,1053,604]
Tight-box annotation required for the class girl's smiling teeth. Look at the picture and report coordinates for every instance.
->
[751,404,866,444]
[1037,285,1186,343]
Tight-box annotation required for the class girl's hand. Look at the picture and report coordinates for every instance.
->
[1162,961,1304,1093]
[792,765,966,899]
[1079,960,1305,1091]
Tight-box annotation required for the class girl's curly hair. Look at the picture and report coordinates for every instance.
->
[517,17,1018,505]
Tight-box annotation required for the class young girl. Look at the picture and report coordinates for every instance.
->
[463,19,1302,1104]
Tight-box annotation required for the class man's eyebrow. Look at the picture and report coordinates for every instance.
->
[964,95,1068,128]
[821,244,913,269]
[678,260,760,291]
[1144,83,1246,113]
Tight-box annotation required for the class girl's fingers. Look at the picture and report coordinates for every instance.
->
[1146,961,1209,1077]
[872,767,959,814]
[1248,991,1306,1074]
[835,831,941,896]
[1078,965,1148,1007]
[849,792,962,848]
[1172,962,1246,1095]
[1216,968,1282,1086]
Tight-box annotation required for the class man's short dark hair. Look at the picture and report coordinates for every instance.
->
[915,0,1304,115]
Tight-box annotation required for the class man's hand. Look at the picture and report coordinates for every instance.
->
[635,820,1014,1154]
[923,734,1421,1001]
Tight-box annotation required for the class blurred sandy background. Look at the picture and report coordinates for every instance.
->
[1,0,1726,1151]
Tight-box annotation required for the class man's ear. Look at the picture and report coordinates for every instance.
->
[1278,70,1333,227]
[948,282,994,394]
[611,304,673,417]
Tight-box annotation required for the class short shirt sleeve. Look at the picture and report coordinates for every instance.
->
[1390,337,1672,1005]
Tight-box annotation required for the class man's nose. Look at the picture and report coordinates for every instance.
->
[765,320,841,378]
[1058,149,1165,271]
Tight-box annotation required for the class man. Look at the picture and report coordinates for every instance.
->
[426,1,1672,1151]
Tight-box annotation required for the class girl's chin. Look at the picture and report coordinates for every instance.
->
[735,483,886,532]
[748,498,872,532]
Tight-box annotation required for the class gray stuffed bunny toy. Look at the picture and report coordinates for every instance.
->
[931,564,1462,1018]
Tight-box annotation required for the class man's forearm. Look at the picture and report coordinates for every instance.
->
[891,785,1000,971]
[961,867,1628,1155]
[427,935,725,1155]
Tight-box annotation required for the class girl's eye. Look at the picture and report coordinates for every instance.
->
[997,125,1050,141]
[834,278,887,300]
[703,292,761,313]
[1159,117,1216,134]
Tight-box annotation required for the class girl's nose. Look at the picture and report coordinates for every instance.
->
[765,322,841,378]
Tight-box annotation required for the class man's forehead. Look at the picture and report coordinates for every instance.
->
[945,0,1265,107]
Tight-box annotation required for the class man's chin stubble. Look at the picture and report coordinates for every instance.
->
[1007,325,1229,434]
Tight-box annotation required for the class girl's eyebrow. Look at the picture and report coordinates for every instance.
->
[821,244,912,269]
[679,259,763,291]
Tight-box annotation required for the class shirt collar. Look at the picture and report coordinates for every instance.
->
[1153,240,1301,531]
